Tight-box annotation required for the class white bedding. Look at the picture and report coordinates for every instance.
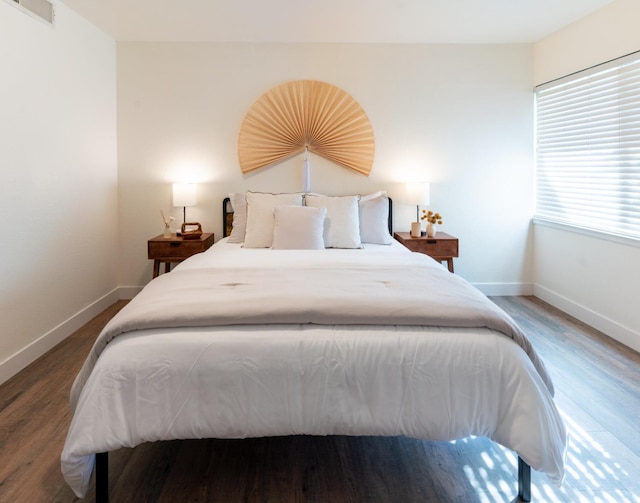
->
[61,239,566,497]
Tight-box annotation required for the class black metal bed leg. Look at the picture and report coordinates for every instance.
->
[96,452,109,503]
[518,456,531,502]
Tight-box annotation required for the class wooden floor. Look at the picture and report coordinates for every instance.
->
[1,297,639,502]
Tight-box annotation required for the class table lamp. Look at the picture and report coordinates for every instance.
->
[172,183,197,224]
[404,182,430,237]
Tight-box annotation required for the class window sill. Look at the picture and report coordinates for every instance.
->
[532,217,640,249]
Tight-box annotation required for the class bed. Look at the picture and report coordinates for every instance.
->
[61,192,566,502]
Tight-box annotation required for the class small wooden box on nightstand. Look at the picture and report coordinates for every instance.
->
[148,233,214,278]
[394,231,459,273]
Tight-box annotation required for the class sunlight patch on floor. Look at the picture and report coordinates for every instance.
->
[449,407,639,502]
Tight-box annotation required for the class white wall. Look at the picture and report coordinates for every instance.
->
[0,1,119,383]
[533,0,640,352]
[533,0,640,85]
[117,43,535,293]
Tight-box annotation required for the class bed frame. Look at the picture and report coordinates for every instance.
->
[94,452,530,502]
[93,196,532,502]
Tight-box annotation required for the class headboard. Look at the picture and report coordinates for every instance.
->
[222,196,393,238]
[223,197,234,238]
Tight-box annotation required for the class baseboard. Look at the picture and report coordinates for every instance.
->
[472,282,534,297]
[118,286,143,300]
[6,282,634,387]
[533,284,640,353]
[0,288,120,386]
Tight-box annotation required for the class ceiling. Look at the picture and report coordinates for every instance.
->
[60,0,613,44]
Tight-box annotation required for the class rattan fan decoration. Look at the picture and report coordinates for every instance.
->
[238,80,374,176]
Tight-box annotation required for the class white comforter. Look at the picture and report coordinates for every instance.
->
[62,240,566,497]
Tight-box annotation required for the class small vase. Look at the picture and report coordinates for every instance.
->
[410,222,421,237]
[163,227,171,238]
[426,223,436,237]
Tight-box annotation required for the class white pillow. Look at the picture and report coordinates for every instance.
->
[359,193,392,245]
[305,194,362,249]
[227,192,247,243]
[360,190,386,202]
[244,192,304,248]
[272,206,327,250]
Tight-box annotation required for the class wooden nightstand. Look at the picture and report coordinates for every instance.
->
[148,233,214,278]
[394,231,459,273]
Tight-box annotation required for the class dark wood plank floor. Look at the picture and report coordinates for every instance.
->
[0,296,639,502]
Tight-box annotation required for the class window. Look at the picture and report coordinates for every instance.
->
[534,51,640,241]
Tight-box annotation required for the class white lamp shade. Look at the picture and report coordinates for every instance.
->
[404,182,430,206]
[173,183,197,207]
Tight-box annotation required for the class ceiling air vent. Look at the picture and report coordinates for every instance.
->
[3,0,55,25]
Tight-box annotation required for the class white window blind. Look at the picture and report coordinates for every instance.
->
[535,51,640,241]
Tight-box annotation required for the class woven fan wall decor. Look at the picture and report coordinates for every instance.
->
[238,80,374,176]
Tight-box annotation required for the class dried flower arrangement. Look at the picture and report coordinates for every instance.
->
[161,210,175,237]
[421,210,443,225]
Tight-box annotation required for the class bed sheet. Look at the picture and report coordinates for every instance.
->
[175,237,417,271]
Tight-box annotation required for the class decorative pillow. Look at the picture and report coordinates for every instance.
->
[227,192,247,243]
[305,194,362,249]
[272,206,327,250]
[359,193,392,245]
[244,191,304,248]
